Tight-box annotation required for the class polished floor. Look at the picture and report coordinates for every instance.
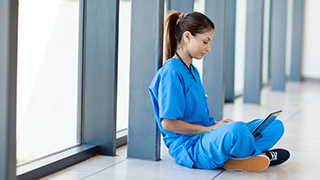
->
[42,81,320,180]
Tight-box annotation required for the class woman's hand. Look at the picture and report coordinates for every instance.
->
[209,118,234,131]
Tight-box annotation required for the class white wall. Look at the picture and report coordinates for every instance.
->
[301,0,320,79]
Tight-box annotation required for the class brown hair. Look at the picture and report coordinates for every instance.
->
[165,11,215,60]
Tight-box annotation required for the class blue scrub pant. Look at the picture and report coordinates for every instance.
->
[187,119,284,169]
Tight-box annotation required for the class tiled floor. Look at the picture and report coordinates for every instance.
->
[42,81,320,180]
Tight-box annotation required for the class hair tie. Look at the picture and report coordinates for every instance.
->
[176,13,185,25]
[176,18,181,25]
[179,13,185,19]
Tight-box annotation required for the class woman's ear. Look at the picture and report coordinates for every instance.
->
[183,31,191,43]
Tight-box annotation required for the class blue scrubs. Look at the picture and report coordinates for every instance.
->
[148,58,284,169]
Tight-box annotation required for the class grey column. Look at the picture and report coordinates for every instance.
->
[82,0,119,156]
[224,0,236,103]
[167,0,194,13]
[270,0,287,91]
[289,0,304,81]
[127,0,164,160]
[203,0,226,121]
[0,0,18,180]
[243,0,264,104]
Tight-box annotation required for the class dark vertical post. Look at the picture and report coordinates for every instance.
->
[243,0,264,104]
[289,0,304,81]
[127,0,164,160]
[270,0,287,91]
[82,0,119,155]
[225,0,236,103]
[0,0,18,179]
[167,0,194,13]
[203,0,227,121]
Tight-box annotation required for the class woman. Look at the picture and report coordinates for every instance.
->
[148,11,290,172]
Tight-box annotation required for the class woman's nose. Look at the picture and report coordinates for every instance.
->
[206,44,211,52]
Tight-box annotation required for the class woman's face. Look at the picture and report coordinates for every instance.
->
[185,29,215,60]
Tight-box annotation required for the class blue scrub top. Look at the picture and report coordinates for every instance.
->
[149,58,215,168]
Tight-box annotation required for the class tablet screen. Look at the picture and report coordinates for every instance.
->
[252,110,282,136]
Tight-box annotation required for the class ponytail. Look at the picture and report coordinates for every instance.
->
[165,11,183,61]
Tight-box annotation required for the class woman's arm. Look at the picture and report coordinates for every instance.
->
[161,118,233,135]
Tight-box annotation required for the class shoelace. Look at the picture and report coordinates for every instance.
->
[269,151,278,161]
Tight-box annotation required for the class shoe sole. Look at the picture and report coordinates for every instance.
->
[223,155,270,172]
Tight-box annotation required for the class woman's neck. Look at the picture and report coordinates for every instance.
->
[174,49,192,68]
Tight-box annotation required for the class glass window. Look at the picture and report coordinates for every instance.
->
[262,0,271,85]
[285,0,293,79]
[117,0,131,132]
[193,0,205,81]
[234,0,247,96]
[17,0,80,165]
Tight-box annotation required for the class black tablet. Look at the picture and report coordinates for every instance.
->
[252,110,282,140]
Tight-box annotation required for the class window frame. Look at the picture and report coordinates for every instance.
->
[8,0,120,179]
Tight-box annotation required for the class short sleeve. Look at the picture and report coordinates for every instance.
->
[158,69,185,120]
